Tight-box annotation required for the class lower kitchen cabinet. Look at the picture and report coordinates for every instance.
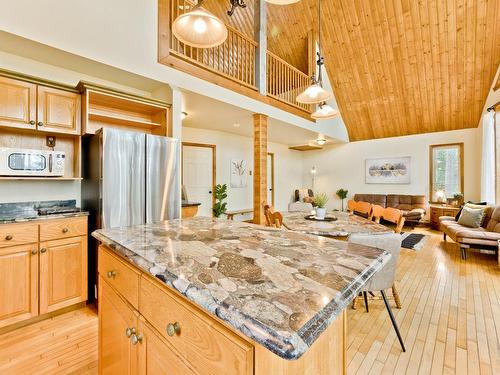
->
[0,243,39,328]
[99,277,139,375]
[39,235,87,314]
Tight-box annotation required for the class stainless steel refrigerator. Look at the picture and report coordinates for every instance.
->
[82,128,180,300]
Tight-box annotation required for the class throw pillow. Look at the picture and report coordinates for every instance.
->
[454,201,487,221]
[457,207,485,228]
[297,189,309,202]
[303,196,313,204]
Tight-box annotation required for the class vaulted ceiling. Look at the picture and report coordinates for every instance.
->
[204,0,500,141]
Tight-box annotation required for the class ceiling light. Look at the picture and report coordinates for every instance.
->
[311,103,340,119]
[296,83,332,104]
[172,6,228,48]
[316,137,327,145]
[265,0,301,4]
[233,122,240,127]
[181,111,188,120]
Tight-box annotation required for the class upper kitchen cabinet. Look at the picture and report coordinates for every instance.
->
[0,73,81,136]
[37,86,81,135]
[78,82,170,136]
[0,76,37,131]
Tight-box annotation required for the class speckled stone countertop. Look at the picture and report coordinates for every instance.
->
[0,200,88,224]
[92,217,390,360]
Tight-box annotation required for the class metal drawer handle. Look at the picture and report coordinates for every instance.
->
[106,270,117,279]
[166,322,181,337]
[31,249,38,255]
[131,334,143,345]
[37,121,43,127]
[29,120,35,125]
[40,248,47,253]
[62,228,69,233]
[5,235,13,241]
[125,327,136,338]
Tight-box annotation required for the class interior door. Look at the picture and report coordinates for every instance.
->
[0,76,36,130]
[182,144,214,217]
[99,277,139,375]
[39,236,87,314]
[267,153,274,206]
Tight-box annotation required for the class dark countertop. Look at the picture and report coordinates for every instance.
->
[182,201,201,207]
[0,200,88,224]
[92,216,390,360]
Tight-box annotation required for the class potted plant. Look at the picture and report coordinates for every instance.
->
[313,193,329,219]
[213,184,228,218]
[336,188,348,211]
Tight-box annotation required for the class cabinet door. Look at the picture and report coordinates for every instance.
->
[0,244,38,328]
[39,236,87,314]
[37,85,81,135]
[99,278,139,375]
[0,76,37,130]
[138,319,196,375]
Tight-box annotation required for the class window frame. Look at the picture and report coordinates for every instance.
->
[429,142,464,204]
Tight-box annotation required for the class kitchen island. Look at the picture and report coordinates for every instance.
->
[92,217,390,374]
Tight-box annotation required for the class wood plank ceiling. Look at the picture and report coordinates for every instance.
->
[203,0,500,141]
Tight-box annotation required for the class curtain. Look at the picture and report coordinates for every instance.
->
[480,111,495,204]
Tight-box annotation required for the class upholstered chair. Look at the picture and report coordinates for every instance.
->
[347,199,357,213]
[348,233,406,352]
[353,201,373,220]
[371,204,385,223]
[383,207,406,234]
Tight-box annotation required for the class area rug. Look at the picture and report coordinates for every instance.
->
[401,232,429,251]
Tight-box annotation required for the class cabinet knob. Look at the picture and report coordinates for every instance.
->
[29,120,35,125]
[166,322,181,337]
[31,249,38,255]
[125,327,136,338]
[40,248,47,253]
[62,227,69,233]
[37,121,44,127]
[106,270,117,279]
[131,334,143,345]
[5,234,13,241]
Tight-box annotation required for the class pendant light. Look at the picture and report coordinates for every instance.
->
[296,0,332,105]
[311,102,340,119]
[172,1,228,48]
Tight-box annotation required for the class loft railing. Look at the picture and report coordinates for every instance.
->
[170,0,257,89]
[167,0,312,113]
[266,51,312,112]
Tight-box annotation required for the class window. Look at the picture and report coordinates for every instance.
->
[429,143,464,202]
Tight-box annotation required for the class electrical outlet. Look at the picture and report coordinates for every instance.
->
[46,136,56,148]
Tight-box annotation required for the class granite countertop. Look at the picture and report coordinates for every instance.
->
[92,217,390,360]
[0,200,88,224]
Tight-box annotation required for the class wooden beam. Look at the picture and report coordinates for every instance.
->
[254,0,267,95]
[253,114,268,225]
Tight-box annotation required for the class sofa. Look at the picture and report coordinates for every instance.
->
[440,205,500,260]
[353,194,426,225]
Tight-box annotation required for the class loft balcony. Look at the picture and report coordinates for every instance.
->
[158,0,313,119]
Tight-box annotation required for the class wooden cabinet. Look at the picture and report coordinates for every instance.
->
[39,236,87,314]
[0,217,88,330]
[430,205,461,230]
[37,86,81,135]
[0,243,39,328]
[0,76,37,130]
[0,75,81,135]
[99,278,138,375]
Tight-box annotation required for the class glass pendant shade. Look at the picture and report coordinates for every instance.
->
[172,8,228,48]
[265,0,301,4]
[311,103,340,119]
[296,83,332,104]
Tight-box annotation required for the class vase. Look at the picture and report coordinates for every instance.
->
[316,207,326,219]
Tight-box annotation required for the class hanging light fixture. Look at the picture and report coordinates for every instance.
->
[316,136,327,145]
[265,0,301,4]
[172,1,228,48]
[311,102,340,119]
[296,0,332,105]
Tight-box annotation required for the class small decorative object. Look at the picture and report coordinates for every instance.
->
[365,157,411,184]
[230,159,247,188]
[435,189,446,203]
[313,192,329,219]
[336,188,348,211]
[213,184,227,218]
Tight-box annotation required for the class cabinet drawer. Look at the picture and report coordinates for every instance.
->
[443,209,458,217]
[0,223,38,248]
[39,216,87,241]
[99,247,140,309]
[140,276,253,375]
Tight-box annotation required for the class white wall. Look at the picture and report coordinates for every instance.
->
[182,127,304,218]
[302,128,481,211]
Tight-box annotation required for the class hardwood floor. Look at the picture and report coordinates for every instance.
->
[347,228,500,375]
[0,306,97,374]
[0,229,498,374]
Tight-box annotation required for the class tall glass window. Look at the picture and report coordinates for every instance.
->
[430,143,464,202]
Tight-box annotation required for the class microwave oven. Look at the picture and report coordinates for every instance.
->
[0,147,65,176]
